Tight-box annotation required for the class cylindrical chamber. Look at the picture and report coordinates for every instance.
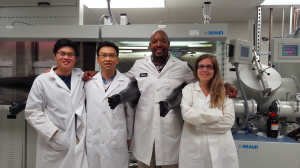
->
[226,77,299,113]
[270,100,300,118]
[233,99,258,118]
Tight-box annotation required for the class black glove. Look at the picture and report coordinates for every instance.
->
[9,98,27,116]
[108,81,141,109]
[108,95,121,109]
[159,83,187,117]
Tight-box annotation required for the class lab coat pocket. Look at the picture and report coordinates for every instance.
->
[86,129,93,148]
[111,129,127,148]
[50,131,71,151]
[221,136,237,158]
[180,138,203,160]
[135,110,147,134]
[162,111,183,136]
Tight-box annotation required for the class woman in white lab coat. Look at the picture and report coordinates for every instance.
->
[179,54,239,168]
[25,39,88,168]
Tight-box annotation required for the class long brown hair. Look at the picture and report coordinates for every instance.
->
[193,54,226,109]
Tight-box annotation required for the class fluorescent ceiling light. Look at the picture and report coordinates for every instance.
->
[84,0,165,8]
[187,52,192,54]
[261,0,300,5]
[119,47,148,49]
[119,50,132,53]
[188,44,212,47]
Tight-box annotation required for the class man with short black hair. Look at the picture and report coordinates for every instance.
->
[25,38,88,168]
[85,41,134,168]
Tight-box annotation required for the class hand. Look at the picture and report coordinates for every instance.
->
[225,83,238,98]
[82,71,97,82]
[43,69,51,73]
[9,99,27,116]
[108,94,121,109]
[52,130,58,138]
[127,140,131,146]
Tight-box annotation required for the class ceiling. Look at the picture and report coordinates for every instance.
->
[1,0,299,25]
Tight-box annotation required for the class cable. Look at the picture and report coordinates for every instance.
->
[107,0,118,25]
[231,63,250,133]
[99,14,109,26]
[12,21,33,26]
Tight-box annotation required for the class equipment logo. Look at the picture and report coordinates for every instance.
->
[205,31,224,35]
[238,144,258,149]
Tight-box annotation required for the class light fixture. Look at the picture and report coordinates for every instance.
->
[119,50,132,53]
[188,44,212,47]
[84,0,165,8]
[119,47,148,49]
[261,0,300,5]
[187,52,192,54]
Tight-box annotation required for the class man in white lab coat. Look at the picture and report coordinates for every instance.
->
[25,38,88,168]
[83,30,237,168]
[85,41,135,168]
[126,30,237,168]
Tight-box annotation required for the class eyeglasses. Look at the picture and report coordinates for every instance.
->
[98,54,118,59]
[197,65,214,70]
[56,52,76,58]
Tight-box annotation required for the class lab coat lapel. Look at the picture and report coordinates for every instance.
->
[92,73,106,94]
[104,70,123,99]
[70,69,81,97]
[159,54,174,77]
[145,56,160,77]
[50,68,71,93]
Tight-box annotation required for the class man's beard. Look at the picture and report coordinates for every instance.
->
[153,53,168,60]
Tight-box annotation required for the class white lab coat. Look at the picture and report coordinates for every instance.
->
[179,82,239,168]
[125,55,196,166]
[85,70,135,168]
[25,68,89,168]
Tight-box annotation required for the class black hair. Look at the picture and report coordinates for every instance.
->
[96,41,119,56]
[53,38,79,56]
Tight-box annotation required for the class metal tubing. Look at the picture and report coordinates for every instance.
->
[269,8,273,66]
[282,8,284,37]
[290,6,293,34]
[294,8,297,31]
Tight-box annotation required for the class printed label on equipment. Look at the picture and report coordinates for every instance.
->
[189,30,199,36]
[271,124,278,130]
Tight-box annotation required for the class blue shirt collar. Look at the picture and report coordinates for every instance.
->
[101,72,117,83]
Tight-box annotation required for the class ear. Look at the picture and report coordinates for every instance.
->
[116,57,119,64]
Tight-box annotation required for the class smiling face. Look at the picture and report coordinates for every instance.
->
[54,46,77,72]
[97,46,119,71]
[149,30,170,59]
[197,58,214,83]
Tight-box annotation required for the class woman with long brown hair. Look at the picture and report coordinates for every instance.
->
[179,54,239,168]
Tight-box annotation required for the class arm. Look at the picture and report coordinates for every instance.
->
[195,98,235,134]
[124,61,137,81]
[184,64,197,84]
[180,85,223,125]
[25,80,58,141]
[125,102,135,141]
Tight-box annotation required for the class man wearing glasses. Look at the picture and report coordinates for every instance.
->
[85,41,135,168]
[25,38,88,168]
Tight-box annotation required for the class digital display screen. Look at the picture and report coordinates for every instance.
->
[282,45,299,56]
[240,46,249,58]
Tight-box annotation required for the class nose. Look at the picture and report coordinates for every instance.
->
[156,41,162,47]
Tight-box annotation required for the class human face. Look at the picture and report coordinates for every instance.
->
[54,46,76,72]
[149,31,170,59]
[197,58,214,83]
[97,46,119,71]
